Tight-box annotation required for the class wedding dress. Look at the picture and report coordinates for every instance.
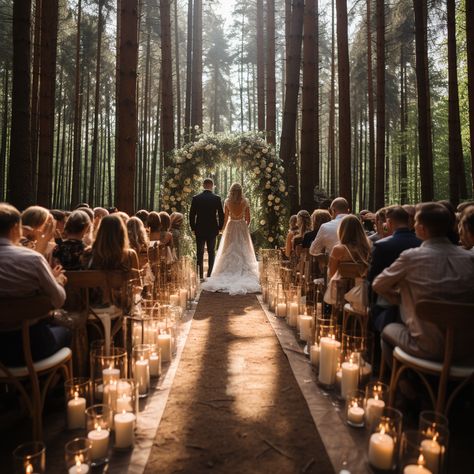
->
[201,198,260,295]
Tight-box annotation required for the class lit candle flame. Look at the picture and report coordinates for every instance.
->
[417,454,425,466]
[74,390,79,399]
[25,464,33,474]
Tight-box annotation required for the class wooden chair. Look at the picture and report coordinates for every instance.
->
[389,300,474,414]
[0,296,73,440]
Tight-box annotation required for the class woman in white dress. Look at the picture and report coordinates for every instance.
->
[201,183,260,295]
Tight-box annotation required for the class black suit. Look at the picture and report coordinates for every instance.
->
[189,190,224,278]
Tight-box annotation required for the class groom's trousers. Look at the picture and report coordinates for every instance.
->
[196,235,217,279]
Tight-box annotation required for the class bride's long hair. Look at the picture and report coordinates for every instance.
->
[227,183,244,203]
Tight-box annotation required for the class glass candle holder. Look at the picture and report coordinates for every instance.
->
[114,379,138,414]
[12,441,46,474]
[65,378,91,430]
[64,437,91,474]
[364,381,389,428]
[340,352,360,399]
[157,328,173,363]
[367,407,403,472]
[317,335,341,388]
[90,347,128,402]
[418,413,449,474]
[132,344,151,398]
[315,315,335,343]
[85,404,111,466]
[148,344,162,378]
[275,282,287,318]
[345,389,366,428]
[419,411,449,436]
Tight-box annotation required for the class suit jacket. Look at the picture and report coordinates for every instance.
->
[368,228,421,283]
[189,190,224,238]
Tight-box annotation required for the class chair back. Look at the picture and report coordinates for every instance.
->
[0,296,52,331]
[339,262,367,279]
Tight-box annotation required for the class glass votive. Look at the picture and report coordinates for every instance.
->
[85,404,111,466]
[115,379,138,414]
[65,378,91,430]
[149,344,162,378]
[340,352,360,399]
[114,408,137,451]
[364,381,389,427]
[132,344,151,398]
[399,429,445,474]
[298,313,313,342]
[157,329,173,363]
[12,441,46,474]
[418,414,449,474]
[317,335,341,388]
[315,315,335,343]
[345,389,365,428]
[419,411,449,435]
[275,282,287,318]
[367,407,403,472]
[64,437,92,473]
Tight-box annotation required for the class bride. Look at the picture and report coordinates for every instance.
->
[201,183,260,295]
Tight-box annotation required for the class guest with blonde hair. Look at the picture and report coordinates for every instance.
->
[170,212,184,257]
[148,211,161,242]
[127,216,150,268]
[302,209,332,249]
[21,205,56,257]
[284,214,298,258]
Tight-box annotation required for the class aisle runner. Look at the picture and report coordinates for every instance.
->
[144,292,334,474]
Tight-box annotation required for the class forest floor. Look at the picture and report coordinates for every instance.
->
[144,291,334,474]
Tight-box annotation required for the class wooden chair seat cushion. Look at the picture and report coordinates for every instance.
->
[0,347,72,378]
[394,346,474,379]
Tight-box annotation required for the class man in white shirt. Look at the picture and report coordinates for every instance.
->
[0,203,70,366]
[309,197,349,255]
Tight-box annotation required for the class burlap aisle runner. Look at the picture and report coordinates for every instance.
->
[144,291,334,474]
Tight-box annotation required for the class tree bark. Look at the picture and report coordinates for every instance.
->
[467,0,474,195]
[191,0,202,131]
[328,0,335,196]
[400,46,408,204]
[8,0,34,210]
[367,0,375,210]
[184,0,193,142]
[174,0,182,147]
[116,0,139,214]
[161,0,175,166]
[336,0,352,207]
[266,0,276,144]
[256,0,265,131]
[0,67,9,200]
[300,0,318,211]
[375,0,385,209]
[413,0,433,201]
[447,0,466,205]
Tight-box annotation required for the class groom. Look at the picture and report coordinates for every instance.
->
[189,178,224,280]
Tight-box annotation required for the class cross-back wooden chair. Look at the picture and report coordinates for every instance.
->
[0,296,72,440]
[389,300,474,414]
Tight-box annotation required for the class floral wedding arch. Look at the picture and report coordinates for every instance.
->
[161,131,288,247]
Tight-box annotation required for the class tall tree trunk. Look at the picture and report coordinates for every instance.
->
[174,0,182,147]
[256,0,265,131]
[161,0,175,165]
[31,0,42,197]
[53,68,63,206]
[413,0,433,201]
[447,0,465,205]
[266,0,276,144]
[0,67,9,199]
[467,0,474,195]
[72,0,82,208]
[191,0,202,131]
[116,0,139,215]
[8,0,34,209]
[279,0,304,213]
[336,0,352,207]
[328,0,335,196]
[400,46,408,204]
[374,0,385,209]
[184,0,193,141]
[82,73,91,201]
[89,0,104,205]
[150,83,161,210]
[300,0,318,211]
[367,0,375,210]
[142,27,151,207]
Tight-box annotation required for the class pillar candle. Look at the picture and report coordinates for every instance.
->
[276,303,286,318]
[68,462,90,474]
[299,315,313,342]
[341,360,359,399]
[421,438,441,474]
[310,343,320,366]
[103,382,117,409]
[67,392,86,430]
[116,394,133,412]
[403,455,432,474]
[134,358,149,396]
[87,426,109,460]
[347,403,365,425]
[116,380,131,397]
[288,303,298,326]
[179,288,188,309]
[368,429,394,470]
[149,351,161,377]
[365,396,385,426]
[114,412,136,449]
[158,334,172,362]
[102,367,120,385]
[170,294,180,306]
[318,337,341,385]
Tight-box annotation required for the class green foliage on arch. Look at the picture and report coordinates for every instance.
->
[161,131,288,248]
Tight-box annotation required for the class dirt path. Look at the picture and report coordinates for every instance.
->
[144,292,334,474]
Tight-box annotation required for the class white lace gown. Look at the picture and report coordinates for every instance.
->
[201,199,260,295]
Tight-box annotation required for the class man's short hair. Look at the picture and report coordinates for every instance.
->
[0,203,21,237]
[385,206,409,225]
[416,202,453,238]
[203,178,214,188]
[330,197,349,214]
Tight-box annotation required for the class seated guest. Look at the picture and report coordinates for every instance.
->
[293,210,311,257]
[438,200,459,245]
[369,208,389,243]
[284,214,298,258]
[53,210,91,270]
[93,207,109,234]
[359,209,376,235]
[50,209,66,240]
[135,209,149,226]
[76,206,94,245]
[118,211,130,226]
[328,214,371,279]
[302,209,331,249]
[21,205,56,258]
[158,211,174,249]
[170,212,184,258]
[127,216,150,268]
[310,197,350,256]
[0,203,70,366]
[107,206,118,214]
[367,206,421,332]
[402,204,416,231]
[373,202,474,363]
[459,206,474,252]
[148,211,162,242]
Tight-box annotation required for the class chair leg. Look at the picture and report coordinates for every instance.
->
[388,356,399,407]
[379,355,386,381]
